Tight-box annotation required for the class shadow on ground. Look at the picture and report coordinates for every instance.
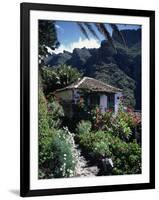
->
[9,189,19,196]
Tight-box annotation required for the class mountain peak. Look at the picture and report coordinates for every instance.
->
[112,28,141,48]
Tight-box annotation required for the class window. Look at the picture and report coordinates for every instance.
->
[89,94,100,107]
[107,94,114,111]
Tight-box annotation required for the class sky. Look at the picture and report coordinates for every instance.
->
[52,21,141,54]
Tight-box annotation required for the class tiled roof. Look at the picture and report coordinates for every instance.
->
[56,77,122,93]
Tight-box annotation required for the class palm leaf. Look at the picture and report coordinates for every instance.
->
[77,22,90,40]
[110,24,127,48]
[83,23,100,40]
[95,23,116,52]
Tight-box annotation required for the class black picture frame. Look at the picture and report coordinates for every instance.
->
[20,2,155,197]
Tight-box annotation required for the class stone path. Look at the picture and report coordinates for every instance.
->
[74,145,99,177]
[64,127,99,177]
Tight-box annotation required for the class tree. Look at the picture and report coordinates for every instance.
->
[41,64,82,94]
[39,20,60,65]
[55,64,82,88]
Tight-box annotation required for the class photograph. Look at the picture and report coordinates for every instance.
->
[38,20,142,179]
[20,3,155,196]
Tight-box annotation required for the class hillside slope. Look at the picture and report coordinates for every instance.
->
[46,29,141,109]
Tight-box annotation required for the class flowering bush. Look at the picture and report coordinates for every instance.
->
[77,126,141,175]
[38,89,75,179]
[50,129,75,178]
[89,100,141,142]
[76,98,142,175]
[117,108,141,129]
[90,107,113,130]
[39,128,76,179]
[114,103,141,142]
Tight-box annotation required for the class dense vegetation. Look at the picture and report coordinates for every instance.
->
[41,64,82,95]
[38,21,142,178]
[76,103,141,175]
[38,88,76,178]
[38,21,79,179]
[39,68,142,177]
[39,20,59,65]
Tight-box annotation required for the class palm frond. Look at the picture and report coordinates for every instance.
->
[95,23,116,52]
[77,22,90,40]
[110,24,127,48]
[83,23,100,40]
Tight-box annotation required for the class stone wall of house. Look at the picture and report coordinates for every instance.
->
[55,90,73,118]
[56,89,73,101]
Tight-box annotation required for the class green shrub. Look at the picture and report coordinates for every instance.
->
[76,120,92,135]
[47,98,64,129]
[78,129,113,157]
[93,140,112,157]
[111,105,141,141]
[89,102,141,142]
[102,110,114,128]
[77,130,93,150]
[111,117,132,140]
[76,100,141,175]
[39,128,58,168]
[112,139,141,175]
[90,107,105,130]
[41,67,60,94]
[39,88,53,167]
[77,122,141,175]
[50,129,75,178]
[38,88,50,138]
[41,65,82,94]
[39,128,75,178]
[38,88,75,178]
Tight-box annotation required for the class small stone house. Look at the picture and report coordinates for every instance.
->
[55,77,122,117]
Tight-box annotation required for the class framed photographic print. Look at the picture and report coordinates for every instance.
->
[20,2,155,197]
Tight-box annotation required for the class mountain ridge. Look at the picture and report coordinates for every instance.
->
[46,29,141,110]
